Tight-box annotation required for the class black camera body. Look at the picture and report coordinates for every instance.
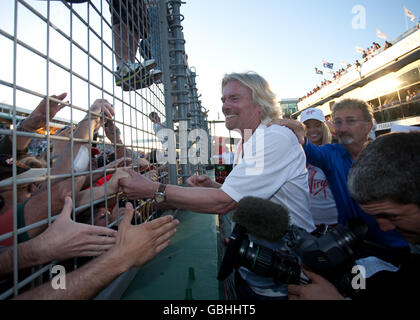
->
[218,219,368,292]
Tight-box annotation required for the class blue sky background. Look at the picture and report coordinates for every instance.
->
[182,0,420,126]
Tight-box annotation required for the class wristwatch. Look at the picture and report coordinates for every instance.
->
[154,183,167,203]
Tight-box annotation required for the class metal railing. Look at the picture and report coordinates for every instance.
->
[0,0,208,299]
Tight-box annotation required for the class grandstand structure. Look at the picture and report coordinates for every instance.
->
[292,26,420,135]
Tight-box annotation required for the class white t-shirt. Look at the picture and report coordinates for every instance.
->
[221,124,314,232]
[307,164,338,225]
[221,123,315,296]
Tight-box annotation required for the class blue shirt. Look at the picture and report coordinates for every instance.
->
[303,140,408,248]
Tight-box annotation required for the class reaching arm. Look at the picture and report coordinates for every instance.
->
[0,197,116,277]
[51,99,115,177]
[23,176,86,238]
[268,119,331,172]
[12,245,126,300]
[16,93,68,155]
[75,168,130,207]
[14,202,179,300]
[81,157,132,190]
[165,184,236,214]
[103,118,132,160]
[287,268,344,300]
[119,169,236,215]
[268,119,306,145]
[22,99,116,238]
[186,175,222,189]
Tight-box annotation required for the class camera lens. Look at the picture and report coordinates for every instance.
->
[239,241,301,284]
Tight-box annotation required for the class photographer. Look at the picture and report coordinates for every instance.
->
[287,131,420,300]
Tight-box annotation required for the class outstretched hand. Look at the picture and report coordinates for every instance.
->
[287,267,344,300]
[186,175,213,188]
[111,202,179,270]
[36,196,117,262]
[104,157,132,170]
[104,118,122,143]
[107,168,132,195]
[119,168,157,200]
[22,92,68,131]
[86,99,115,132]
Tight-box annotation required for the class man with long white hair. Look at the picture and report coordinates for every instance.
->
[120,71,315,300]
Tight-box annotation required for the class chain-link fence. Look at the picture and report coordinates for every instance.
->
[0,0,208,299]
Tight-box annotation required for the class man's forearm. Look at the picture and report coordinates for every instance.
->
[14,118,42,152]
[0,238,48,277]
[75,184,114,208]
[164,185,235,215]
[210,181,222,188]
[51,118,96,176]
[24,177,86,239]
[13,249,127,300]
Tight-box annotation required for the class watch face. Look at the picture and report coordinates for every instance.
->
[155,193,165,203]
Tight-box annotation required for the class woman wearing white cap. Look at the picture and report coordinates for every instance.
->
[299,108,338,229]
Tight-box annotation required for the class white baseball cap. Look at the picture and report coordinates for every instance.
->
[299,108,325,123]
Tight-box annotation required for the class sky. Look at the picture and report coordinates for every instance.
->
[180,0,420,136]
[0,0,419,139]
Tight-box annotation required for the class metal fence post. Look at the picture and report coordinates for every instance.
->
[166,0,190,184]
[157,0,177,185]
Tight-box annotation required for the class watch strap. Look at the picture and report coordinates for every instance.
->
[157,183,166,194]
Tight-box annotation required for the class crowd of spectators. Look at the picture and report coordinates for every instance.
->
[405,89,420,102]
[298,39,394,104]
[0,93,177,299]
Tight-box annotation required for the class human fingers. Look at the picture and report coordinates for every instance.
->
[54,92,68,101]
[287,284,303,296]
[122,167,137,177]
[136,158,150,168]
[147,215,175,230]
[152,218,179,240]
[83,235,117,247]
[106,157,131,169]
[116,168,131,179]
[186,176,196,186]
[83,224,117,238]
[91,99,112,116]
[301,267,324,283]
[118,202,134,231]
[197,175,209,182]
[51,93,67,104]
[154,221,178,245]
[266,119,284,127]
[118,177,130,189]
[50,93,68,109]
[120,158,132,167]
[77,248,113,257]
[153,240,171,256]
[59,196,73,219]
[103,104,115,119]
[288,294,301,300]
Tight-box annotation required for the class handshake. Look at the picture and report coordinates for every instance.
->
[113,166,160,200]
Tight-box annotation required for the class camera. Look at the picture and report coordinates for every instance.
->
[217,219,368,291]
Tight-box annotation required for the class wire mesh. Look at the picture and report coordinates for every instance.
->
[0,0,208,299]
